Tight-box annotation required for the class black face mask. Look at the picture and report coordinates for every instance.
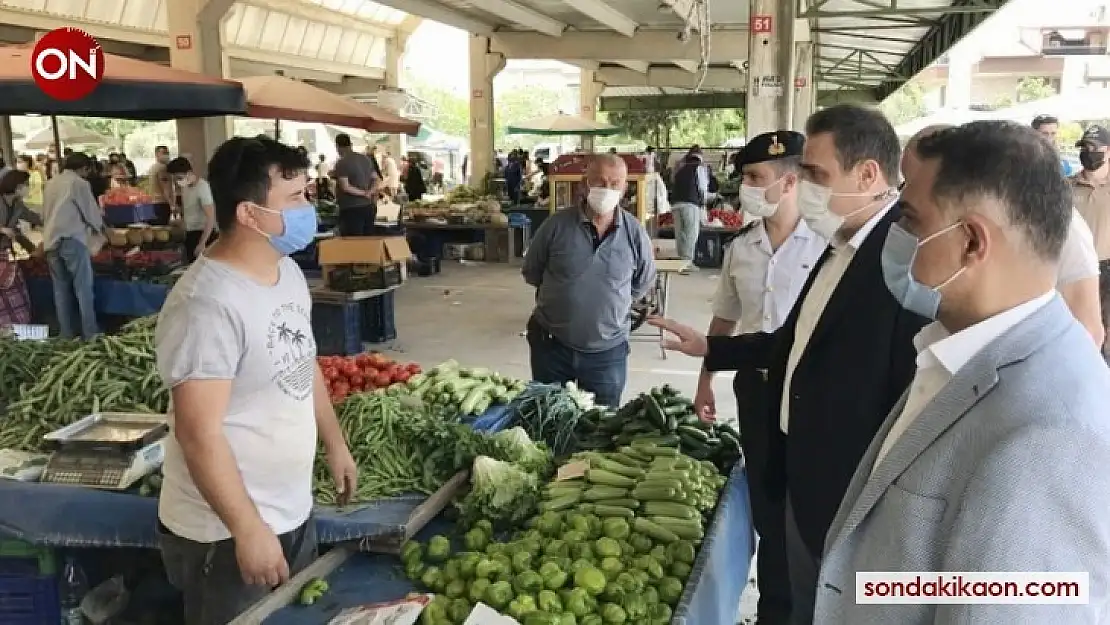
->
[1080,150,1105,171]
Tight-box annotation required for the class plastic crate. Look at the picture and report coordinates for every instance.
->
[311,301,362,356]
[0,541,55,577]
[0,573,59,625]
[361,291,396,344]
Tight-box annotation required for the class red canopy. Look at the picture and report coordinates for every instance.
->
[0,45,246,119]
[240,75,420,135]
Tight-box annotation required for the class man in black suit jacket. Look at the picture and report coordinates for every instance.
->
[651,104,927,625]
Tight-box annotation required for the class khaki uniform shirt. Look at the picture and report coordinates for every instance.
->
[1071,172,1110,261]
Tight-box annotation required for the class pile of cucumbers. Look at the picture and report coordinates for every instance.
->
[574,385,742,471]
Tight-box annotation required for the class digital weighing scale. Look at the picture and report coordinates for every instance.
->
[40,413,168,490]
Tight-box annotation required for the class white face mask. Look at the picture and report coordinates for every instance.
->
[586,187,621,215]
[739,179,784,218]
[796,180,880,239]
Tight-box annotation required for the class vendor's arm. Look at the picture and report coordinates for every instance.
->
[631,223,657,300]
[15,200,42,228]
[937,425,1110,625]
[522,218,555,287]
[197,180,216,250]
[312,364,357,503]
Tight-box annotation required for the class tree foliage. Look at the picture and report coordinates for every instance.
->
[1016,76,1056,103]
[603,109,745,147]
[494,87,566,147]
[879,81,926,125]
[404,78,470,139]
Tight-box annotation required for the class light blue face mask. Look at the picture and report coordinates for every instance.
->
[254,204,318,256]
[880,221,966,320]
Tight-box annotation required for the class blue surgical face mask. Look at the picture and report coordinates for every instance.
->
[254,204,317,256]
[880,221,966,319]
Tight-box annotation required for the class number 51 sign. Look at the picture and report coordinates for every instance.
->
[751,15,773,34]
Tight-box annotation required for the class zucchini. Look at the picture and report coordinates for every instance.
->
[662,403,692,416]
[618,447,653,463]
[649,517,705,540]
[615,396,645,420]
[643,470,693,482]
[608,452,648,468]
[641,502,700,520]
[586,469,637,489]
[630,434,680,448]
[643,393,668,430]
[591,498,640,510]
[632,444,679,458]
[592,504,635,519]
[582,486,630,501]
[630,486,678,501]
[540,493,581,511]
[677,425,710,442]
[633,478,683,492]
[592,458,646,480]
[632,517,680,543]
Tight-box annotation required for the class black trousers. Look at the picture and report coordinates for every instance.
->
[734,367,792,625]
[337,205,377,236]
[184,230,217,264]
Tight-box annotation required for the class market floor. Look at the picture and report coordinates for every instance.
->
[378,261,760,623]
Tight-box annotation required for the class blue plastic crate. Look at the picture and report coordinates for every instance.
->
[361,291,396,344]
[0,573,60,625]
[312,301,362,356]
[102,203,156,226]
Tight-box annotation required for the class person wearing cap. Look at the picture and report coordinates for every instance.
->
[1072,124,1110,359]
[670,146,708,273]
[695,131,826,625]
[41,153,103,339]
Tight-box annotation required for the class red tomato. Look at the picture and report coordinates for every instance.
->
[362,364,377,377]
[322,366,338,380]
[368,353,389,368]
[395,371,411,384]
[341,362,358,377]
[333,381,349,396]
[355,353,371,366]
[349,373,364,386]
[405,363,421,374]
[372,373,389,388]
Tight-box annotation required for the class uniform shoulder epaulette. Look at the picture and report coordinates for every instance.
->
[738,220,759,235]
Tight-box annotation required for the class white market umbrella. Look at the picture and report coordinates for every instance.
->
[894,108,995,139]
[506,113,621,136]
[993,89,1110,124]
[23,119,111,150]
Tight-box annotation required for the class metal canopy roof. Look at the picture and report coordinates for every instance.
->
[807,0,1010,100]
[0,0,408,78]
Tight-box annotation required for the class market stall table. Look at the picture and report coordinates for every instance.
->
[26,275,170,319]
[631,259,689,359]
[404,221,516,263]
[242,464,753,625]
[654,226,742,269]
[0,405,513,550]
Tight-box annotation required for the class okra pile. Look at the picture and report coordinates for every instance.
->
[0,316,169,451]
[575,385,743,471]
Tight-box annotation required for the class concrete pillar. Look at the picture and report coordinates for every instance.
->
[578,69,603,152]
[945,41,975,110]
[167,0,232,176]
[792,41,815,131]
[746,0,789,137]
[468,35,505,187]
[1060,57,1086,95]
[383,35,408,162]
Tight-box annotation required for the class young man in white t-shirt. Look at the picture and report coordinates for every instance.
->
[166,157,216,263]
[154,137,357,625]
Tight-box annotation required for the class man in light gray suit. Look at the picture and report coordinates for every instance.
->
[815,121,1110,624]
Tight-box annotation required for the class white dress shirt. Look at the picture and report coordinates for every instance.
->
[779,201,896,433]
[712,218,828,333]
[870,291,1056,473]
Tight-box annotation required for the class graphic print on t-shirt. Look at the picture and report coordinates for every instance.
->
[266,301,316,400]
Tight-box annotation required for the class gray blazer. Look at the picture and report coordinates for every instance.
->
[815,296,1110,625]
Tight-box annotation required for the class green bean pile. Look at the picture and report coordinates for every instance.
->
[313,392,487,505]
[0,336,79,404]
[0,316,169,451]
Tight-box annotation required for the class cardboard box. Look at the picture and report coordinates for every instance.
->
[318,236,412,291]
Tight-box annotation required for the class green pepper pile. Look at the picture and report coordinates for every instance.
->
[0,316,168,451]
[402,447,726,625]
[575,385,743,471]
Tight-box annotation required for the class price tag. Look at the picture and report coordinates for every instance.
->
[556,460,589,481]
[751,15,773,34]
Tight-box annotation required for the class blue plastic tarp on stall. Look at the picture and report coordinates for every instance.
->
[26,276,169,318]
[262,465,754,625]
[0,405,512,549]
